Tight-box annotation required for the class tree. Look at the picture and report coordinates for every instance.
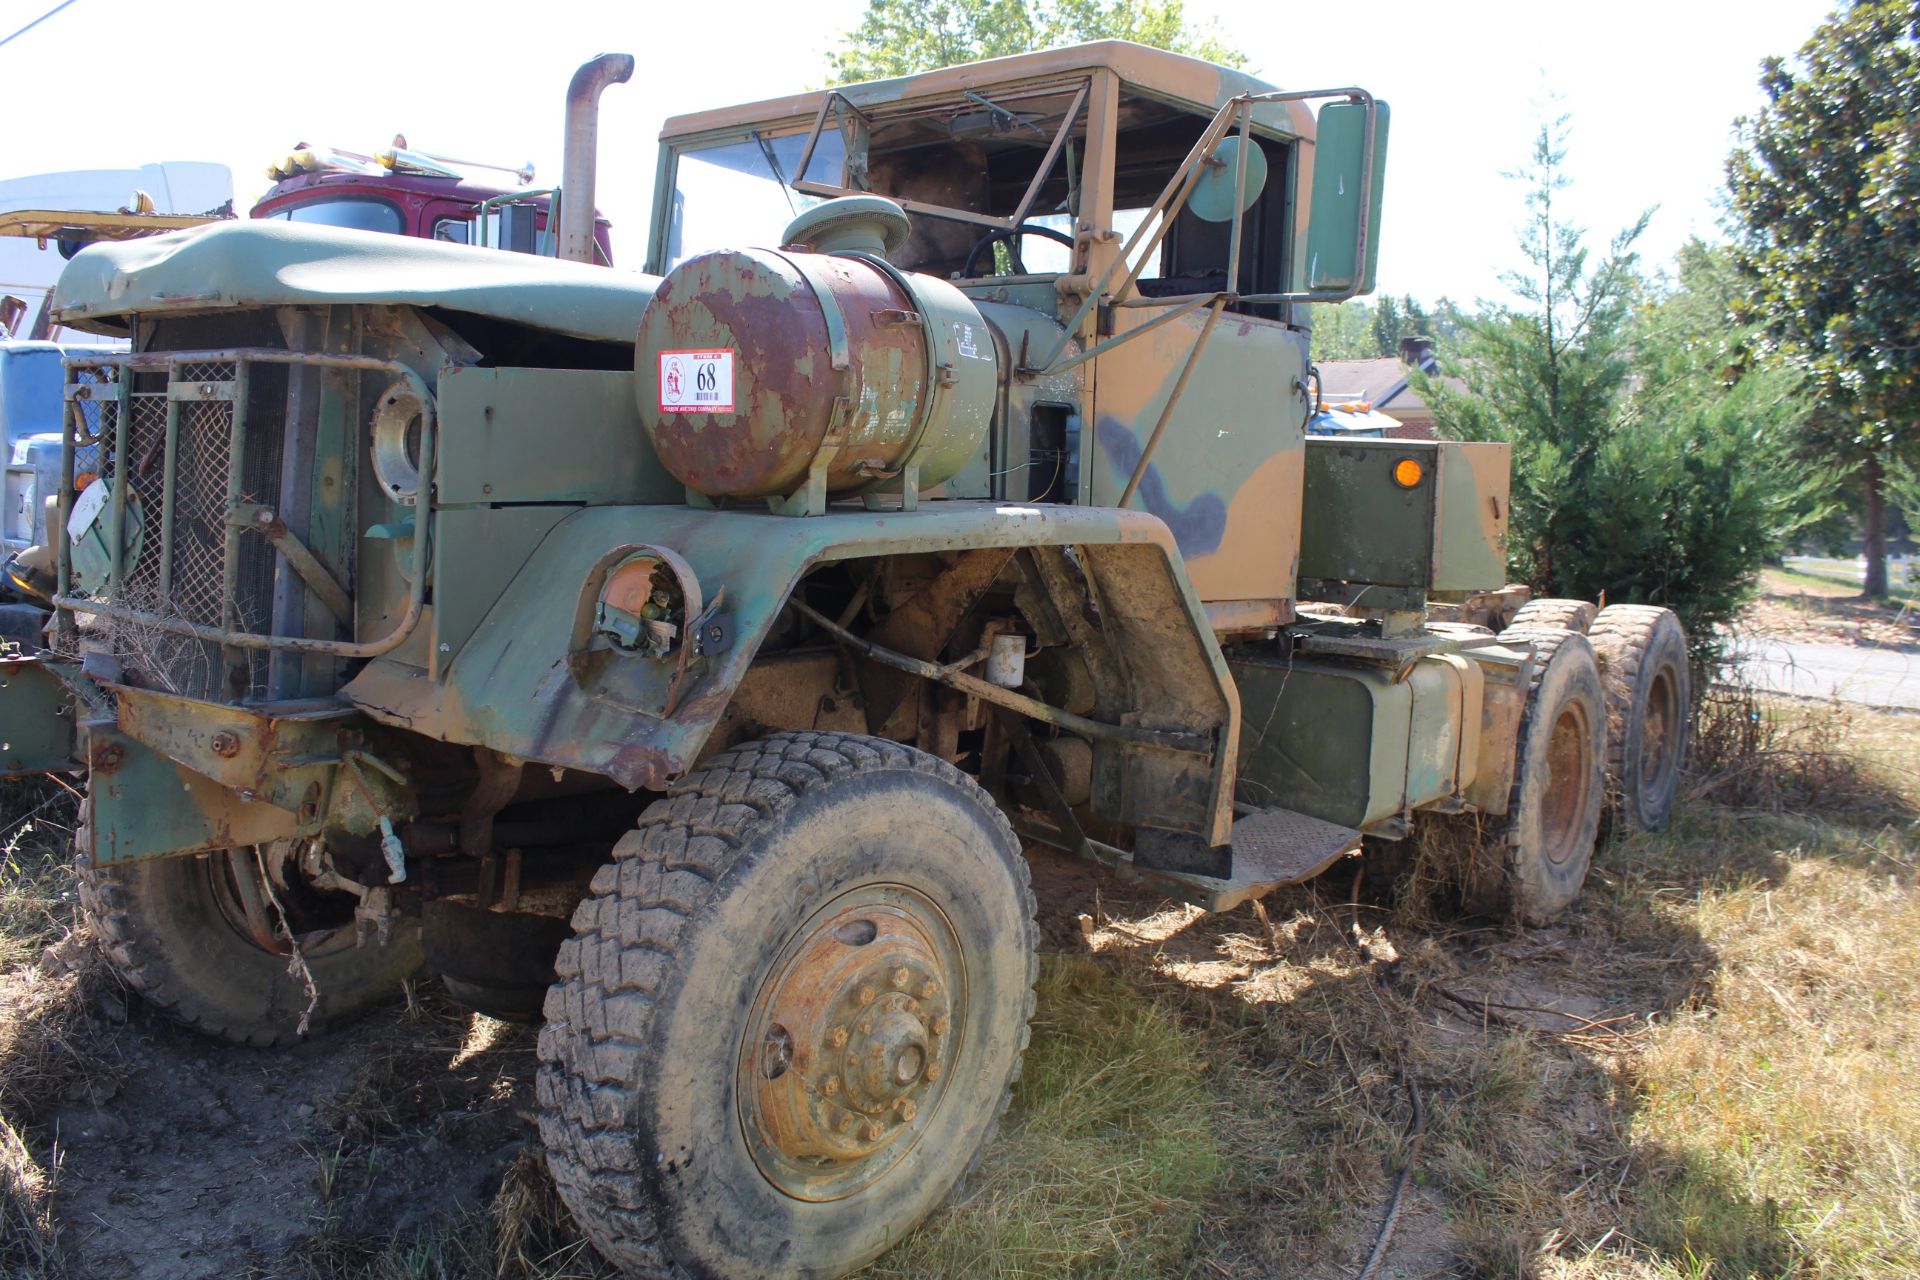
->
[1726,1,1920,598]
[1423,123,1809,646]
[828,0,1244,84]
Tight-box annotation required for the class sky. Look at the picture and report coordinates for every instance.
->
[0,0,1838,306]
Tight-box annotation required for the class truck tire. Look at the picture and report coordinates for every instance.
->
[1501,598,1597,635]
[537,731,1037,1280]
[1588,605,1689,832]
[78,835,424,1047]
[1471,628,1607,924]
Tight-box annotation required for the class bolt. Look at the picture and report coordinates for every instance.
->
[932,1016,950,1036]
[920,980,937,998]
[924,1061,942,1082]
[200,382,215,398]
[210,730,240,758]
[892,967,911,989]
[898,1099,917,1121]
[256,508,275,525]
[858,985,875,1006]
[822,1075,840,1096]
[837,1114,854,1134]
[829,1027,848,1048]
[864,1121,885,1141]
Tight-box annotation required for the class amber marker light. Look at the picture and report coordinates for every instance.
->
[1391,457,1425,488]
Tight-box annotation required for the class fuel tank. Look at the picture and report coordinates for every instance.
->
[634,246,997,507]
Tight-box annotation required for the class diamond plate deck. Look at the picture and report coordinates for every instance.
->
[1142,806,1364,912]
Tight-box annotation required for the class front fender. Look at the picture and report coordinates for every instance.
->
[343,501,1236,826]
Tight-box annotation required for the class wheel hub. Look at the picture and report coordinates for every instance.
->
[739,886,962,1200]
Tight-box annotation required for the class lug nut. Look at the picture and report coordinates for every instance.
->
[838,1114,854,1133]
[932,1016,950,1036]
[858,1017,872,1035]
[822,1075,840,1096]
[864,1121,885,1141]
[858,985,875,1005]
[920,980,937,998]
[924,1061,942,1082]
[898,1100,917,1121]
[829,1027,848,1047]
[892,967,911,989]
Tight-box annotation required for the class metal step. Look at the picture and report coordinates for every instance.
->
[1141,806,1364,912]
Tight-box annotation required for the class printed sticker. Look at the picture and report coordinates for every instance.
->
[659,349,735,413]
[954,321,989,361]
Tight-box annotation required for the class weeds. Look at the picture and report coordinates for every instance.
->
[5,694,1918,1278]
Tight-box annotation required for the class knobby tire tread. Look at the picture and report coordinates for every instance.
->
[535,730,1038,1279]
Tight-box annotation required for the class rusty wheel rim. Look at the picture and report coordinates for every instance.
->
[1640,667,1681,792]
[208,846,357,957]
[737,883,965,1202]
[1541,700,1595,867]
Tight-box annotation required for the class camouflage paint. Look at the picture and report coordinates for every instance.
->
[1088,307,1308,604]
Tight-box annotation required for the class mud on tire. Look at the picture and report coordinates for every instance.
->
[1468,627,1608,924]
[1501,597,1597,635]
[535,731,1038,1280]
[1588,604,1689,832]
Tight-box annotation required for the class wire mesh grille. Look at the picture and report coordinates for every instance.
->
[169,398,233,628]
[61,352,351,699]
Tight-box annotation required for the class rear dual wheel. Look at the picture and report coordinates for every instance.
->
[536,731,1037,1280]
[1499,601,1689,833]
[1588,605,1690,833]
[1470,628,1607,924]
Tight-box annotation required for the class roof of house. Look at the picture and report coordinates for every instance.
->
[1317,351,1464,417]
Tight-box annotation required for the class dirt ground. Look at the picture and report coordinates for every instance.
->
[1735,567,1919,650]
[12,843,1680,1279]
[5,692,1915,1278]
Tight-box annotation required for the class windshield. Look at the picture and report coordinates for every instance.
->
[263,197,405,235]
[664,132,844,271]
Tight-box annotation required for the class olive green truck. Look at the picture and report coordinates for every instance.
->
[0,42,1690,1279]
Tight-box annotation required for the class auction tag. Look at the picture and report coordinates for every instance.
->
[658,349,735,414]
[67,477,109,540]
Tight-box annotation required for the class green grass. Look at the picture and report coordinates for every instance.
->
[862,956,1227,1278]
[1764,565,1919,608]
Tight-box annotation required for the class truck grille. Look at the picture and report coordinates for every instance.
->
[64,357,288,697]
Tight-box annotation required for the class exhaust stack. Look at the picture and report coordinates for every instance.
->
[559,53,634,265]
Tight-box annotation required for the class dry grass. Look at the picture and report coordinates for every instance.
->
[4,693,1917,1278]
[0,778,99,1279]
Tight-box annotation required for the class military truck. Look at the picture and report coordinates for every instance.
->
[0,41,1691,1279]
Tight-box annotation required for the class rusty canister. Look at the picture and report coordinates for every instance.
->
[634,247,997,505]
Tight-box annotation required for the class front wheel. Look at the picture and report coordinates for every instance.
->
[79,840,423,1047]
[536,732,1037,1279]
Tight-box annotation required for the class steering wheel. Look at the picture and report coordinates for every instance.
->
[961,222,1076,278]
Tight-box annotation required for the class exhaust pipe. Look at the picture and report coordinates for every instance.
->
[559,53,635,265]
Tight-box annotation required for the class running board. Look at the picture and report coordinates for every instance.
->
[1141,807,1364,912]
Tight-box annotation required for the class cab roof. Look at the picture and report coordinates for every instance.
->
[658,40,1311,141]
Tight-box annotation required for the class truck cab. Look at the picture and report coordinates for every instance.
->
[252,149,615,264]
[0,42,1690,1280]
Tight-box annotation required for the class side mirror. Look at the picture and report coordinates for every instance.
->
[1296,99,1390,296]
